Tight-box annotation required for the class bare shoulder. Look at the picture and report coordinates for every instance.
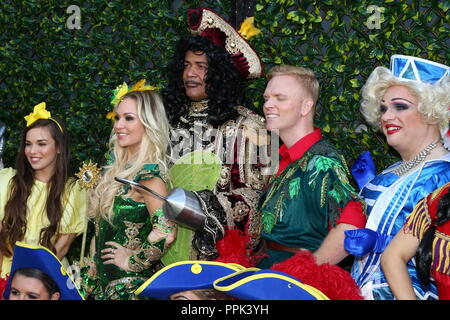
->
[139,176,168,197]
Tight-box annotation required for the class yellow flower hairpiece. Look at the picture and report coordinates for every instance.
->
[130,79,158,92]
[110,79,159,106]
[238,17,261,40]
[24,102,63,133]
[108,79,159,120]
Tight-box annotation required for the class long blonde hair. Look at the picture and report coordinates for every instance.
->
[89,90,171,222]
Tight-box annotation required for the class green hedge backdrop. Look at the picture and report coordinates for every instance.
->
[0,0,448,261]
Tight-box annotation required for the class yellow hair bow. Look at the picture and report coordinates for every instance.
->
[110,79,159,106]
[238,17,261,40]
[24,102,51,126]
[24,102,63,132]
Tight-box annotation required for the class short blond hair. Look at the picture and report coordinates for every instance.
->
[267,65,320,105]
[361,66,450,132]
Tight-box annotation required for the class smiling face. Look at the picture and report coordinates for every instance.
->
[263,74,314,145]
[9,274,59,300]
[114,97,145,157]
[24,126,58,181]
[183,50,209,101]
[380,85,439,159]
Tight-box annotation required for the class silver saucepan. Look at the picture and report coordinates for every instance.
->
[114,177,206,230]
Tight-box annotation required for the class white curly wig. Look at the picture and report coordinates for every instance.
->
[360,66,449,134]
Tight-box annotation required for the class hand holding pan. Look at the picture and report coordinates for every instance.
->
[114,177,167,201]
[114,177,206,230]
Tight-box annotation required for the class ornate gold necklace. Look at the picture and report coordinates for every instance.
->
[188,99,209,116]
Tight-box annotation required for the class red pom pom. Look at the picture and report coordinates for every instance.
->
[271,251,363,300]
[0,276,9,300]
[215,227,255,267]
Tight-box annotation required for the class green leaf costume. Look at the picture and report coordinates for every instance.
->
[258,140,359,268]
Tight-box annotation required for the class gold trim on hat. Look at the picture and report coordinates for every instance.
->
[192,9,262,79]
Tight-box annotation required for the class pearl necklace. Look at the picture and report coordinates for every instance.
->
[391,141,439,176]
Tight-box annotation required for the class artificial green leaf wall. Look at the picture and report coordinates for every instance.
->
[0,0,448,179]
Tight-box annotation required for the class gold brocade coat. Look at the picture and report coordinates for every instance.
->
[163,103,273,262]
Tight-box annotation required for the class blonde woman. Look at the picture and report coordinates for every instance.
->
[82,82,176,300]
[344,55,450,300]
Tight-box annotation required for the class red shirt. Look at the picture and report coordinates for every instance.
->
[276,128,322,176]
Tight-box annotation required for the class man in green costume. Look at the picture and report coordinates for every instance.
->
[257,65,367,268]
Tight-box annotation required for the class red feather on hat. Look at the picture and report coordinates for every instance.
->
[215,227,255,267]
[215,227,363,299]
[271,250,363,300]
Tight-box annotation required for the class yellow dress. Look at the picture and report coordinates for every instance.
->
[0,168,87,278]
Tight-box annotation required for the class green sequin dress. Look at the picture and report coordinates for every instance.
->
[82,164,165,300]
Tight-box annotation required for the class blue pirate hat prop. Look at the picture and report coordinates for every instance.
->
[134,260,245,299]
[213,269,329,300]
[3,242,84,300]
[390,54,449,84]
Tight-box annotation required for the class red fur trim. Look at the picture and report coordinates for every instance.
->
[215,228,255,267]
[0,276,8,300]
[187,8,202,30]
[271,251,363,300]
[434,270,450,300]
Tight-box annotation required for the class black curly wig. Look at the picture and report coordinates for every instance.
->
[162,35,246,127]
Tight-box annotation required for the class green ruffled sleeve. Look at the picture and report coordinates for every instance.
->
[321,155,359,227]
[135,164,160,182]
[120,164,162,195]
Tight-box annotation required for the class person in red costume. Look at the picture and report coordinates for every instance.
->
[382,182,450,300]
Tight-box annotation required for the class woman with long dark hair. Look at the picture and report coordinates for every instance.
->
[382,182,450,299]
[0,102,87,278]
[8,267,61,300]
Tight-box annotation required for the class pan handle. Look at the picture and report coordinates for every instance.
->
[114,177,167,201]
